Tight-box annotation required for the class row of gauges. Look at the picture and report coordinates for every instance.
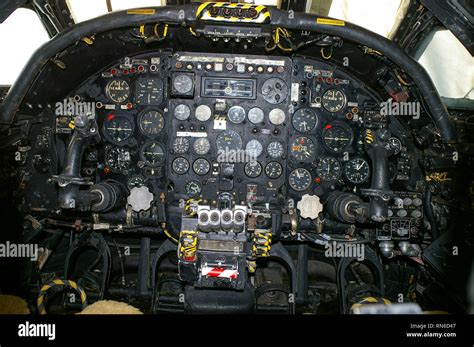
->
[173,103,287,126]
[103,110,165,144]
[104,141,165,172]
[105,78,164,105]
[288,157,370,191]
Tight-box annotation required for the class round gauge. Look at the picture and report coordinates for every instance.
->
[104,116,134,144]
[322,124,353,153]
[172,157,190,175]
[138,109,164,137]
[228,106,246,124]
[290,136,316,162]
[385,137,402,155]
[261,78,288,104]
[140,141,165,167]
[193,158,211,176]
[289,168,312,192]
[316,157,342,181]
[246,139,263,159]
[172,74,194,95]
[292,108,318,133]
[174,104,191,121]
[127,175,146,189]
[322,89,346,113]
[193,137,211,155]
[248,107,265,124]
[106,79,130,103]
[185,180,202,197]
[135,78,163,105]
[216,130,242,152]
[265,161,283,179]
[344,157,370,184]
[244,161,262,178]
[195,105,212,122]
[269,108,286,125]
[267,141,284,159]
[105,147,131,172]
[173,137,190,154]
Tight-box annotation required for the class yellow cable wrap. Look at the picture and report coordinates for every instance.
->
[252,230,272,258]
[365,129,374,144]
[37,279,87,314]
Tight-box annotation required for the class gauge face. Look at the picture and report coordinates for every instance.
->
[248,107,265,124]
[246,139,263,159]
[244,161,262,178]
[316,157,342,181]
[216,130,242,152]
[344,157,370,184]
[172,73,194,95]
[322,89,346,113]
[172,157,190,175]
[104,116,134,143]
[261,78,288,104]
[292,108,318,133]
[135,78,163,105]
[138,110,164,137]
[265,161,283,179]
[195,105,212,122]
[290,136,316,162]
[385,137,402,155]
[269,108,286,125]
[289,168,312,192]
[106,79,130,103]
[193,138,211,155]
[322,124,353,153]
[173,137,190,154]
[174,104,191,121]
[267,141,284,159]
[127,175,146,189]
[105,147,131,172]
[185,180,202,197]
[228,106,246,124]
[193,158,211,176]
[140,141,165,167]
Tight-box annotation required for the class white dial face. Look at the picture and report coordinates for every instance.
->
[267,141,284,159]
[174,104,191,121]
[269,108,286,125]
[246,139,263,158]
[195,105,212,122]
[228,106,246,124]
[248,107,265,124]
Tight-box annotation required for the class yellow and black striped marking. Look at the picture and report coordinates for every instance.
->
[196,2,271,24]
[37,279,87,314]
[365,129,374,144]
[350,296,391,311]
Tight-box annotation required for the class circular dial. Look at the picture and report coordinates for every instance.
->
[385,137,402,155]
[135,78,163,105]
[228,106,246,124]
[104,116,134,143]
[106,79,130,103]
[248,107,265,124]
[173,74,194,94]
[193,137,211,155]
[292,108,318,133]
[105,147,131,172]
[195,105,212,122]
[127,175,146,189]
[173,137,190,154]
[193,158,211,176]
[138,110,164,137]
[246,139,263,158]
[290,136,316,162]
[174,104,191,121]
[261,78,288,104]
[216,130,242,152]
[172,157,190,175]
[267,141,284,159]
[265,161,283,179]
[185,180,202,197]
[316,157,342,181]
[244,161,262,178]
[289,168,312,192]
[344,157,370,184]
[269,108,286,125]
[322,124,353,153]
[140,141,165,167]
[322,89,346,113]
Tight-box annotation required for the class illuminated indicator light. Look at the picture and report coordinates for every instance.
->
[326,77,333,84]
[107,114,115,121]
[111,68,117,75]
[334,78,340,85]
[127,103,133,109]
[315,177,321,183]
[138,65,145,72]
[346,113,353,120]
[317,76,324,82]
[123,69,129,75]
[352,107,359,114]
[325,124,332,129]
[299,138,305,145]
[276,66,285,73]
[104,167,112,174]
[175,62,183,69]
[131,67,137,74]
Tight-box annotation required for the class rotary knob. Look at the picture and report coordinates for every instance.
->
[127,186,154,212]
[297,194,323,220]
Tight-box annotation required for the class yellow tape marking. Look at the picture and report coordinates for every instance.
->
[317,18,345,26]
[127,9,155,15]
